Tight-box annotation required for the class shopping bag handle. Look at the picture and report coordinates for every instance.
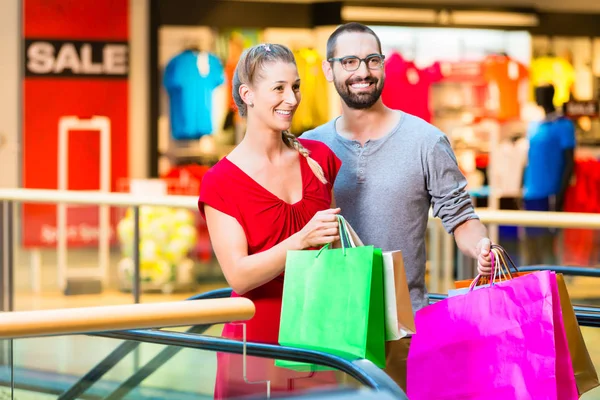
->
[469,246,516,289]
[337,215,356,248]
[316,214,352,257]
[491,244,519,273]
[469,250,497,290]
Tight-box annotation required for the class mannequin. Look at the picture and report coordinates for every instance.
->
[535,84,575,211]
[521,84,576,265]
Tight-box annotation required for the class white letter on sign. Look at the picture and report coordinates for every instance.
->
[27,42,55,74]
[80,43,103,74]
[54,43,81,74]
[103,44,129,75]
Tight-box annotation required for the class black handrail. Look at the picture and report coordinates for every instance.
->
[518,266,600,278]
[428,294,600,328]
[93,329,407,400]
[57,288,233,400]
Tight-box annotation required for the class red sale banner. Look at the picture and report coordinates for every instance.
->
[23,0,129,248]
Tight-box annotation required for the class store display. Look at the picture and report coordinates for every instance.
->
[530,56,576,108]
[523,87,576,202]
[382,52,443,122]
[562,155,600,266]
[521,85,576,265]
[163,49,225,140]
[223,32,244,116]
[482,54,529,121]
[160,164,214,263]
[117,206,198,293]
[291,47,330,134]
[489,135,528,198]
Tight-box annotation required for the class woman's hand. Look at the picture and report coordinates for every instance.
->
[295,208,341,249]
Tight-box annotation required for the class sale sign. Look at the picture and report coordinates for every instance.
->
[23,0,129,248]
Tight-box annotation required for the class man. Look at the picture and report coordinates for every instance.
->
[301,22,492,390]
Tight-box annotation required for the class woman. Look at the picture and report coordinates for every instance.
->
[198,43,342,398]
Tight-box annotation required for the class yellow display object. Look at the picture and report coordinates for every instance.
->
[292,48,330,134]
[530,56,575,108]
[116,206,198,289]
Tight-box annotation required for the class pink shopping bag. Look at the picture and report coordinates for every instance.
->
[407,270,578,400]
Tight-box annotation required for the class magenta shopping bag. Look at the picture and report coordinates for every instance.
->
[407,271,578,400]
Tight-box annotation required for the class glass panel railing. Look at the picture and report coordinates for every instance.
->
[95,328,404,400]
[0,324,405,400]
[11,199,228,313]
[10,334,215,399]
[0,339,14,399]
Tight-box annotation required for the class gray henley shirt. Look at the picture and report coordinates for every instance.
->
[301,112,478,311]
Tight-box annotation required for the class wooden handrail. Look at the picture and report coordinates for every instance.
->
[2,189,600,229]
[0,188,198,209]
[0,298,254,339]
[473,209,600,229]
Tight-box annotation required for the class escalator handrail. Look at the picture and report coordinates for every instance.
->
[186,287,233,300]
[517,266,600,278]
[93,329,408,399]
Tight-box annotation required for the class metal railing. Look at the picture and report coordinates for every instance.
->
[95,329,408,400]
[1,188,600,310]
[0,286,407,400]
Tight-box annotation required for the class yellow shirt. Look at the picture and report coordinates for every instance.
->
[292,48,329,134]
[530,56,575,107]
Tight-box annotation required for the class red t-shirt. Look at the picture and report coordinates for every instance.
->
[382,52,443,122]
[198,139,341,398]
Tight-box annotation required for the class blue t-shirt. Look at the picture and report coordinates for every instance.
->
[163,51,225,140]
[523,117,575,200]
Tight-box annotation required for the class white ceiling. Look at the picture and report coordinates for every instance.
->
[226,0,600,13]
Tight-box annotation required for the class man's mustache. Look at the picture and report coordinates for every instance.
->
[346,77,378,85]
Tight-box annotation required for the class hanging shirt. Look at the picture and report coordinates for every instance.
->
[224,52,239,113]
[163,50,225,140]
[482,54,528,121]
[523,116,576,200]
[530,56,575,108]
[489,137,528,198]
[291,48,330,134]
[382,53,443,122]
[223,32,252,113]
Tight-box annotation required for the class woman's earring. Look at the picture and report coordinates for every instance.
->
[248,102,254,108]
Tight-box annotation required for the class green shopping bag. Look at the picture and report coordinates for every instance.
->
[276,215,386,371]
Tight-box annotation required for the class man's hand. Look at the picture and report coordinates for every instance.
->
[476,238,492,276]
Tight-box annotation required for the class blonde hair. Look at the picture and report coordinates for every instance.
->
[232,43,327,185]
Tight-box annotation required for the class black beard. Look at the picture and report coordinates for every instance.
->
[334,75,384,110]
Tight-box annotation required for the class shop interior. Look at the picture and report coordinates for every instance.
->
[4,1,600,399]
[9,0,600,307]
[149,22,600,296]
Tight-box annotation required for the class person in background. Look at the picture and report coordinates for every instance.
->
[301,22,492,391]
[198,43,342,399]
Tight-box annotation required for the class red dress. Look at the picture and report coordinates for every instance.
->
[198,139,342,399]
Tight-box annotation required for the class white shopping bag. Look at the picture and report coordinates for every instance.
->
[341,219,416,341]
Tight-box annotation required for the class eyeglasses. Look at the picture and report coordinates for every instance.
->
[328,54,385,72]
